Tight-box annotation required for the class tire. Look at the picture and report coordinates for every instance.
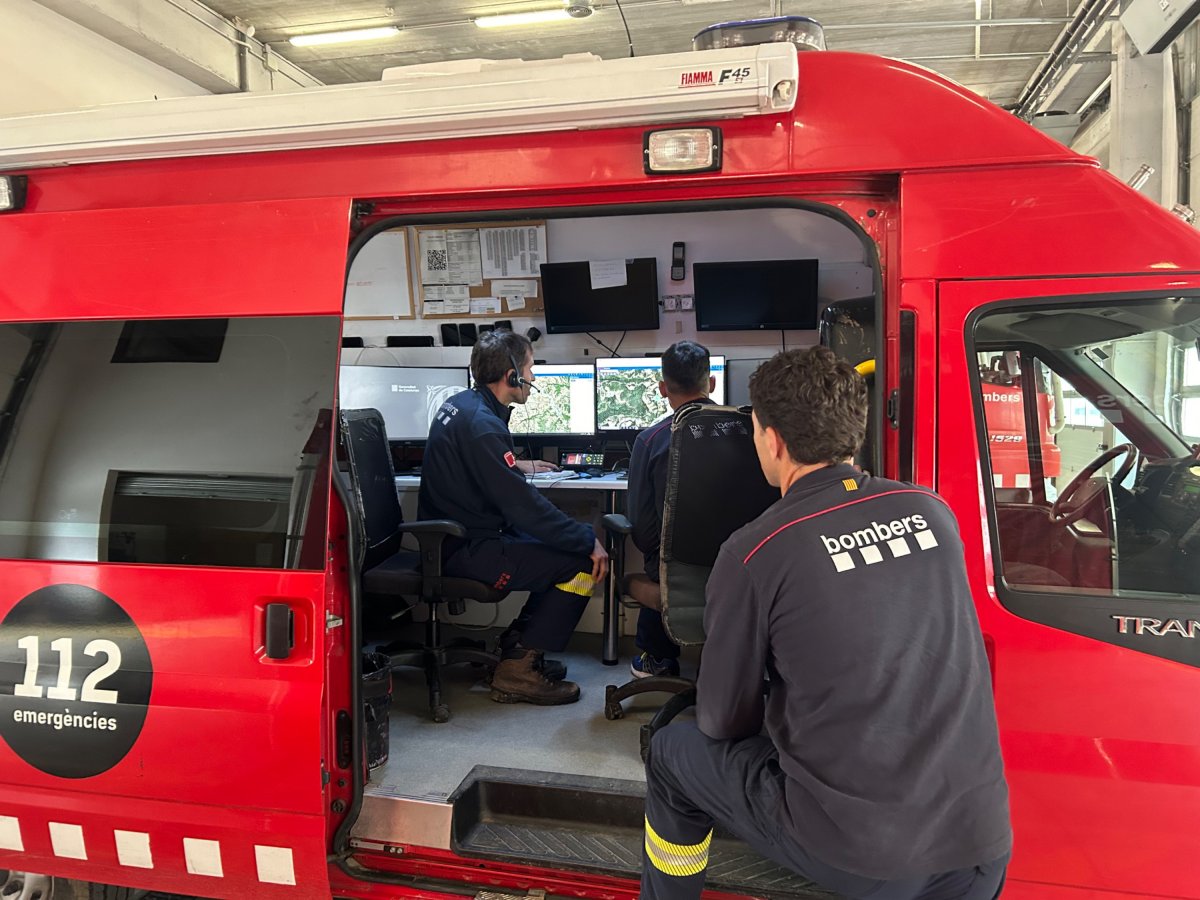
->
[0,870,58,900]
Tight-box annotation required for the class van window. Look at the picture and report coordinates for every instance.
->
[972,298,1200,604]
[0,317,339,569]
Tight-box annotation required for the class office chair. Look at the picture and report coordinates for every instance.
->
[339,408,505,723]
[603,405,778,757]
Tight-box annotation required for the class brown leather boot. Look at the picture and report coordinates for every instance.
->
[490,649,581,705]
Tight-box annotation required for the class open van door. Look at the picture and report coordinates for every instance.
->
[0,198,349,899]
[938,276,1200,898]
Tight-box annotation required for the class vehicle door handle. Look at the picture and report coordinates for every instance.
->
[265,602,295,660]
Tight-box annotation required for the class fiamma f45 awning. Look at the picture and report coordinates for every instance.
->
[0,43,798,171]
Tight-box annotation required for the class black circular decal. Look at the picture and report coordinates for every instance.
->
[0,585,152,778]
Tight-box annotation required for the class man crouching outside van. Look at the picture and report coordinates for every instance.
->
[640,347,1011,900]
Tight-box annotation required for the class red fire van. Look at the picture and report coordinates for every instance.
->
[0,28,1197,900]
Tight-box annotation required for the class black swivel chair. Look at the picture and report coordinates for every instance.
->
[339,408,506,723]
[602,404,778,756]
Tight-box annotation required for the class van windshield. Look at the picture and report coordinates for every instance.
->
[0,317,339,570]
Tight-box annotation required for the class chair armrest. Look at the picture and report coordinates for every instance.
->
[602,513,632,535]
[398,520,467,539]
[396,519,467,583]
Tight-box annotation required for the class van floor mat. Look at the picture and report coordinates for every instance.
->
[450,766,840,900]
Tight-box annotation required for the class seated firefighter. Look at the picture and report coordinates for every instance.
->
[640,347,1012,900]
[418,330,608,705]
[625,340,715,678]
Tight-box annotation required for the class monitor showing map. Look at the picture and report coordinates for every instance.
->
[595,356,726,431]
[508,364,597,436]
[338,365,469,441]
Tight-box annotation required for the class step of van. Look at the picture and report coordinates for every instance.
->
[449,767,839,900]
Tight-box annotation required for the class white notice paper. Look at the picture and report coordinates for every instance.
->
[423,301,445,316]
[492,279,536,313]
[445,229,484,286]
[425,284,470,314]
[589,259,628,289]
[480,225,546,279]
[419,230,450,284]
[470,297,500,315]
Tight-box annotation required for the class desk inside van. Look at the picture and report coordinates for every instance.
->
[395,472,629,664]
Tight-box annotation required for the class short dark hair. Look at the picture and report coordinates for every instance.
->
[748,346,867,465]
[471,330,532,386]
[660,340,710,395]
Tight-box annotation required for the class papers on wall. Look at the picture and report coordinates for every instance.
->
[424,284,470,315]
[470,297,499,315]
[492,279,536,312]
[589,259,627,289]
[480,225,546,279]
[419,229,483,286]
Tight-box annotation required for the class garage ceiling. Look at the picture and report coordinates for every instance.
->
[201,0,1111,112]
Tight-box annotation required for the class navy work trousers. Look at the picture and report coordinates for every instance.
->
[443,535,594,652]
[642,722,1008,900]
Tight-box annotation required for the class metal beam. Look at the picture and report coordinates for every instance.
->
[33,0,322,93]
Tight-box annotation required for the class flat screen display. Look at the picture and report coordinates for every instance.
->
[595,355,725,432]
[508,364,597,436]
[338,365,469,441]
[693,259,819,331]
[540,259,661,334]
[726,357,771,407]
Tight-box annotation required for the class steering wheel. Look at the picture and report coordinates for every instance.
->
[1050,443,1138,526]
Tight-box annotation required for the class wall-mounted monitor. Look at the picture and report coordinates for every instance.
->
[595,356,725,432]
[726,357,771,407]
[338,365,469,441]
[693,259,819,331]
[540,258,661,334]
[508,364,597,437]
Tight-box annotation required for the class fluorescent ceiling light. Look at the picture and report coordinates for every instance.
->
[475,9,573,28]
[289,26,399,47]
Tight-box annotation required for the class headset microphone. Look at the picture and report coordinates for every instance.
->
[518,376,540,392]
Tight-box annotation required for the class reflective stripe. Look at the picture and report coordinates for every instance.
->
[554,572,595,596]
[644,817,711,877]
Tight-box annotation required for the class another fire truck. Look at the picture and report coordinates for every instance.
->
[0,18,1198,900]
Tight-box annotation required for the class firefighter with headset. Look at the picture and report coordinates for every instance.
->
[640,347,1011,900]
[419,329,608,705]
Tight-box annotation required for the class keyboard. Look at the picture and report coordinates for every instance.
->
[530,471,580,482]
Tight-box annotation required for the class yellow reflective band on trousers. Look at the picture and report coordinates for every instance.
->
[644,817,711,877]
[554,572,595,596]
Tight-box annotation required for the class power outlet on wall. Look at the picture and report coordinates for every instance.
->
[663,296,679,312]
[679,295,694,311]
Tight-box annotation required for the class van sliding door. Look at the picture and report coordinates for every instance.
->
[0,199,349,899]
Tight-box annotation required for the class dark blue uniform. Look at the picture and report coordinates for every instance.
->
[419,387,597,652]
[627,399,713,662]
[642,464,1011,900]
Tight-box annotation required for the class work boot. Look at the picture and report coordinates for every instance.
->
[490,649,581,705]
[494,629,567,681]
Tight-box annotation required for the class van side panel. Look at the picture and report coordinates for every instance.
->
[0,199,351,318]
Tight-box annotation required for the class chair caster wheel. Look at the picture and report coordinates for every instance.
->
[432,705,450,723]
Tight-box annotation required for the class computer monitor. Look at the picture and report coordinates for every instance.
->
[595,355,726,432]
[508,364,597,436]
[726,357,771,407]
[693,259,819,331]
[338,365,469,441]
[540,258,661,334]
